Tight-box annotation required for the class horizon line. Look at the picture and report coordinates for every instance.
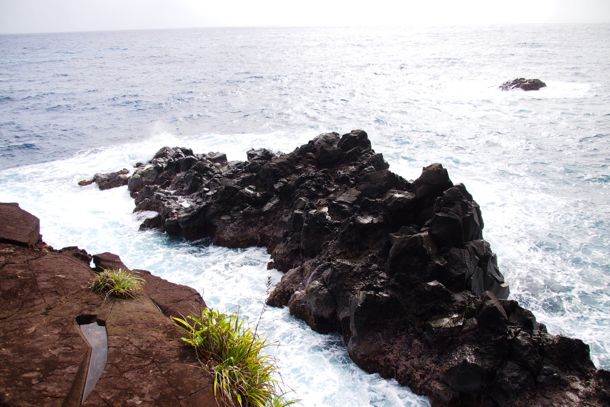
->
[2,21,609,36]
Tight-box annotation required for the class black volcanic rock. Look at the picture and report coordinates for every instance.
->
[114,130,607,406]
[78,168,130,190]
[500,78,547,91]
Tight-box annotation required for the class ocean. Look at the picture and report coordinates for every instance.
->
[0,25,609,406]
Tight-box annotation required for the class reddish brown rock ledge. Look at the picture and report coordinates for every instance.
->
[0,203,215,407]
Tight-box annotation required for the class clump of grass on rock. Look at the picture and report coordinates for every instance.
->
[173,309,294,407]
[91,268,144,299]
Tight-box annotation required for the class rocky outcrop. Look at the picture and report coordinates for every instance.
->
[78,168,130,190]
[0,204,215,406]
[118,130,609,406]
[0,202,41,246]
[500,78,547,91]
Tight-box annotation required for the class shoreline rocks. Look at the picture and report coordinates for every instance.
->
[0,202,41,246]
[0,203,215,406]
[78,168,130,190]
[500,78,547,91]
[113,130,608,405]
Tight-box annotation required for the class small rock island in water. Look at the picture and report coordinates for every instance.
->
[88,130,608,406]
[500,78,547,91]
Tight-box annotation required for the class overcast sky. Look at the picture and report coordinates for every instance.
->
[1,0,609,34]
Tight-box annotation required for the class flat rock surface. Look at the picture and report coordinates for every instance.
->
[0,204,215,407]
[137,269,205,318]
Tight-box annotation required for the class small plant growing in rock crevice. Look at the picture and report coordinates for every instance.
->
[173,309,294,407]
[91,268,144,299]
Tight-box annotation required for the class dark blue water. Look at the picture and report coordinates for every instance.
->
[2,26,609,170]
[0,25,609,405]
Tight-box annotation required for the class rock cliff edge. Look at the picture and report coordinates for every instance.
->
[0,202,215,407]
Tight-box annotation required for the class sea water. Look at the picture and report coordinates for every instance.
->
[1,25,609,406]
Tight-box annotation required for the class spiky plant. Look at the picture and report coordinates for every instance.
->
[91,268,144,299]
[173,309,295,407]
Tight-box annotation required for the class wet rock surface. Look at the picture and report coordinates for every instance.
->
[120,130,609,405]
[0,204,214,407]
[500,78,547,91]
[78,168,130,190]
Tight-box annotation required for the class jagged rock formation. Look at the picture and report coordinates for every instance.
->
[0,203,215,407]
[115,130,607,406]
[500,78,547,91]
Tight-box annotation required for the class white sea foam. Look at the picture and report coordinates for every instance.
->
[0,138,429,406]
[1,24,609,404]
[1,123,607,405]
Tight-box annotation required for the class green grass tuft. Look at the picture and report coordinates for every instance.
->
[173,309,295,407]
[91,268,144,299]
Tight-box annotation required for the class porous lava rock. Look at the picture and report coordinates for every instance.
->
[500,78,547,91]
[0,204,214,406]
[117,130,607,406]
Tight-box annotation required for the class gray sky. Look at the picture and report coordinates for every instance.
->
[1,0,609,34]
